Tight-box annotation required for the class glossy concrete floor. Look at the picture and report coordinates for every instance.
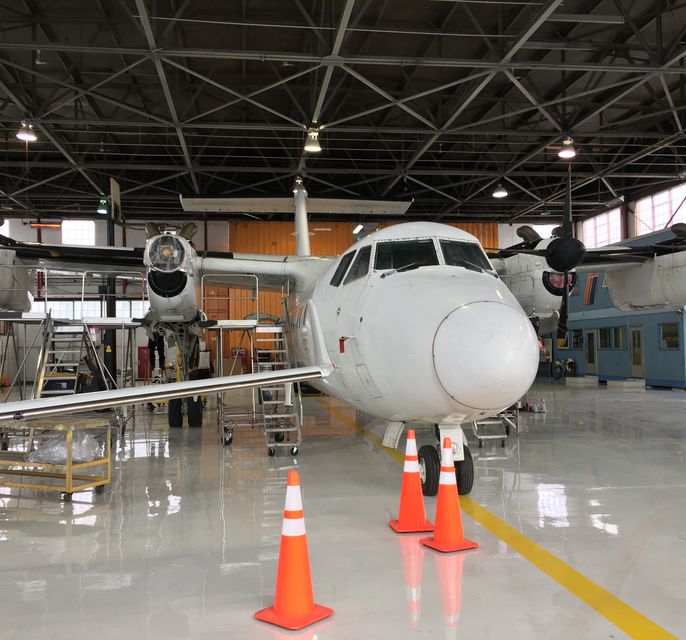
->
[0,382,684,639]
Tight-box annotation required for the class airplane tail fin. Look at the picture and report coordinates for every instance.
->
[293,178,311,257]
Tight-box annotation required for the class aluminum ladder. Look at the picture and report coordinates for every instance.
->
[254,324,302,456]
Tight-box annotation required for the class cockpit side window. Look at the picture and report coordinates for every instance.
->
[330,250,356,286]
[344,245,371,284]
[374,239,439,271]
[440,240,493,273]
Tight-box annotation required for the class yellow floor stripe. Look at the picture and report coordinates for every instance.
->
[317,398,678,640]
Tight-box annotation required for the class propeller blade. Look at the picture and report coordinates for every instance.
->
[557,271,570,343]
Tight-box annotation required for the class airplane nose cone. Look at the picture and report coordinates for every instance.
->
[432,301,539,411]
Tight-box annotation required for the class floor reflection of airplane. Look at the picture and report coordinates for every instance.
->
[491,222,686,335]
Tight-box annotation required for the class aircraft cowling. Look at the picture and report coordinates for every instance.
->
[0,251,31,312]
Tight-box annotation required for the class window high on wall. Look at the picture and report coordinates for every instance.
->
[62,220,95,246]
[581,208,623,248]
[635,183,686,236]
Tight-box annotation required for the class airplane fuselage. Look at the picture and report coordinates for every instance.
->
[143,222,540,426]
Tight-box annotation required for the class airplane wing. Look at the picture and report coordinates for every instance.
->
[0,365,329,421]
[199,253,334,290]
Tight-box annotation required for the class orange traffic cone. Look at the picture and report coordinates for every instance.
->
[420,438,478,553]
[389,429,434,533]
[254,470,333,630]
[398,535,426,629]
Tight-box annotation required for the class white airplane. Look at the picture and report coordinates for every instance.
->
[491,222,686,336]
[0,184,549,495]
[1,183,683,495]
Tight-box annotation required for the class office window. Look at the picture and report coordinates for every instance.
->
[660,323,679,349]
[46,300,74,319]
[581,209,623,248]
[131,300,150,319]
[572,330,583,349]
[612,327,626,349]
[62,220,95,246]
[598,328,611,349]
[635,183,686,236]
[74,300,103,318]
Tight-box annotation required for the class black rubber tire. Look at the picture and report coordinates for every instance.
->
[552,363,563,380]
[455,446,474,495]
[223,431,233,446]
[290,446,299,456]
[168,398,183,428]
[95,484,105,495]
[63,492,73,503]
[187,397,203,428]
[274,431,285,443]
[418,444,440,496]
[267,447,276,457]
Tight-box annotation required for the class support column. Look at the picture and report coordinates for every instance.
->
[293,180,311,257]
[103,207,117,382]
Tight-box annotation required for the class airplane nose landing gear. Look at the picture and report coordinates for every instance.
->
[418,425,474,496]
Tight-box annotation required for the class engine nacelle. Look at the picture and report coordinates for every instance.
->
[144,234,200,323]
[605,252,686,311]
[0,251,31,312]
[491,248,565,319]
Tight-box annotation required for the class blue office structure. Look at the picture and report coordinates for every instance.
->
[555,232,686,387]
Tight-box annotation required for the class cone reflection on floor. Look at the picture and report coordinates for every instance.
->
[421,438,478,553]
[398,535,426,629]
[254,470,333,630]
[434,551,470,640]
[389,429,434,533]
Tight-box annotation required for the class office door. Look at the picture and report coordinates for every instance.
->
[585,330,597,374]
[630,327,644,378]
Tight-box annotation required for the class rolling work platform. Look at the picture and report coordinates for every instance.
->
[208,319,303,457]
[471,403,520,448]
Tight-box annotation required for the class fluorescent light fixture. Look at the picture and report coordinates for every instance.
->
[304,128,321,153]
[16,122,37,143]
[96,198,108,215]
[30,222,61,229]
[492,184,508,198]
[353,224,364,234]
[558,136,576,159]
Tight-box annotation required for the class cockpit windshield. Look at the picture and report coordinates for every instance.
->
[374,239,439,271]
[440,240,493,274]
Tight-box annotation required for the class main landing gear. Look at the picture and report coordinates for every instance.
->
[418,425,474,496]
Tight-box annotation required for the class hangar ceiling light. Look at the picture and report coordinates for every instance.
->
[16,122,37,143]
[558,136,577,159]
[96,198,108,215]
[492,184,508,199]
[304,128,321,153]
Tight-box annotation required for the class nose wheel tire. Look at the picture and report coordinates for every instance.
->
[168,399,183,429]
[187,397,203,428]
[418,445,440,496]
[455,446,474,495]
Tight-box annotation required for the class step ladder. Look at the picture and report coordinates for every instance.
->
[254,324,302,456]
[34,321,116,399]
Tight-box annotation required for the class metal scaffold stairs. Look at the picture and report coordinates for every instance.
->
[254,324,302,456]
[34,315,116,400]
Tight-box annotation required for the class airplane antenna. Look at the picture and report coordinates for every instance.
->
[293,176,311,257]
